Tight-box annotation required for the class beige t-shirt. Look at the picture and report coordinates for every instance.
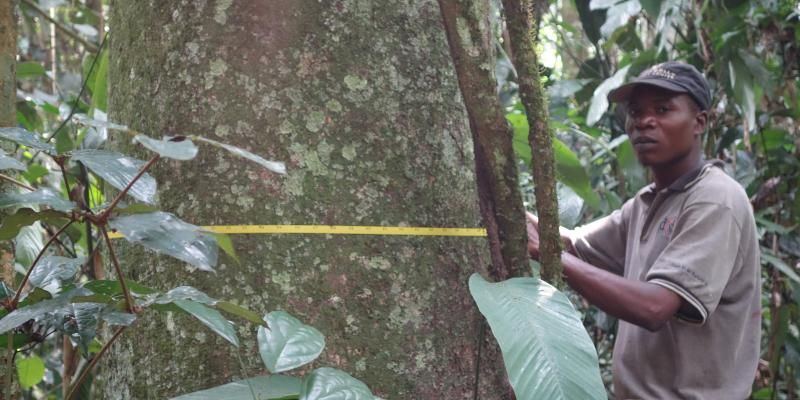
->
[571,161,761,400]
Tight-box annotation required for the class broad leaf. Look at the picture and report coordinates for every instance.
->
[0,288,91,334]
[170,375,302,400]
[587,64,631,126]
[600,0,642,37]
[15,223,44,268]
[213,233,239,263]
[762,252,800,285]
[156,286,216,305]
[299,368,374,400]
[83,279,158,296]
[195,136,286,174]
[258,311,325,373]
[134,135,199,160]
[16,62,47,80]
[16,355,45,389]
[109,212,218,271]
[90,51,109,112]
[174,300,239,347]
[548,79,591,99]
[0,188,76,212]
[215,301,261,324]
[0,127,54,152]
[29,256,86,289]
[0,151,25,170]
[0,208,70,240]
[468,274,606,400]
[553,139,600,209]
[71,114,128,131]
[72,149,157,204]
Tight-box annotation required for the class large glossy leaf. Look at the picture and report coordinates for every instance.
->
[28,256,85,289]
[72,149,157,204]
[170,375,302,400]
[15,223,43,268]
[0,288,91,334]
[134,135,198,161]
[215,301,261,324]
[156,286,216,305]
[16,62,47,80]
[0,208,70,240]
[0,127,54,152]
[83,279,158,296]
[600,0,641,37]
[174,300,239,347]
[0,188,76,212]
[587,64,631,126]
[16,355,45,389]
[0,151,26,170]
[258,311,325,373]
[299,368,374,400]
[468,274,606,400]
[109,212,218,271]
[195,136,286,174]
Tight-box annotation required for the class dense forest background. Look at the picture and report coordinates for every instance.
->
[0,0,798,399]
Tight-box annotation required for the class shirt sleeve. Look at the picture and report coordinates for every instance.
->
[570,200,631,276]
[646,202,742,325]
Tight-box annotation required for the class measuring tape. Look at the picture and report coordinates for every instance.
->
[107,225,488,239]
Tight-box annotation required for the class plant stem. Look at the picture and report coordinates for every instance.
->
[65,326,127,400]
[19,0,100,53]
[0,173,35,191]
[59,161,72,197]
[11,219,74,306]
[100,226,135,313]
[99,154,159,221]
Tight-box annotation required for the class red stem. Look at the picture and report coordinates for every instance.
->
[64,326,127,400]
[11,220,75,307]
[100,226,135,313]
[99,155,159,222]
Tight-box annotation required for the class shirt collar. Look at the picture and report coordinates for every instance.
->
[640,160,723,199]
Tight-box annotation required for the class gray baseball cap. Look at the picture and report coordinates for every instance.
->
[608,61,711,111]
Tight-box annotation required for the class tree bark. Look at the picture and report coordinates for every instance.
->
[502,0,563,286]
[437,0,529,280]
[100,1,508,398]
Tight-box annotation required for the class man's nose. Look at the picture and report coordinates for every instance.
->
[634,112,655,129]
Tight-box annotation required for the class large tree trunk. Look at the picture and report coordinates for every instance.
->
[100,1,508,398]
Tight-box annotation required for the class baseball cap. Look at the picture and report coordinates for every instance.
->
[607,61,711,111]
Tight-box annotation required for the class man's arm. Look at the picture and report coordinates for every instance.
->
[560,252,683,332]
[527,212,683,332]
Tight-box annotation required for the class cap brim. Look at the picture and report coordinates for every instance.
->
[607,78,688,104]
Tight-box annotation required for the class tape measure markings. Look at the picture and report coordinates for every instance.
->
[107,225,488,239]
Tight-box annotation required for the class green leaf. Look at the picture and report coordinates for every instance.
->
[156,286,216,305]
[195,136,286,174]
[174,300,239,347]
[0,288,91,334]
[134,135,199,161]
[15,223,43,268]
[553,139,600,209]
[54,128,75,154]
[16,62,47,80]
[109,212,218,271]
[0,332,34,349]
[468,274,606,400]
[71,114,128,131]
[258,311,325,373]
[83,279,158,296]
[587,64,631,126]
[0,127,54,152]
[213,233,239,263]
[170,375,303,400]
[600,0,641,37]
[215,301,261,324]
[72,149,157,204]
[0,188,76,212]
[0,208,70,240]
[639,0,661,17]
[22,164,48,184]
[91,51,109,112]
[507,113,531,164]
[762,252,800,285]
[29,256,86,289]
[547,79,592,99]
[299,368,374,400]
[16,355,45,389]
[0,151,26,171]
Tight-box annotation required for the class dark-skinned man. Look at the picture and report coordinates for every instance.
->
[526,61,760,399]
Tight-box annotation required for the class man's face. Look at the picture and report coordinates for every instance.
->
[624,86,707,168]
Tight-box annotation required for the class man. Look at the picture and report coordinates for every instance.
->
[526,61,761,399]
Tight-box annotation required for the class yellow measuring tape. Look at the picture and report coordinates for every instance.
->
[107,225,488,238]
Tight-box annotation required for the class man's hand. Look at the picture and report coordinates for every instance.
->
[526,212,541,260]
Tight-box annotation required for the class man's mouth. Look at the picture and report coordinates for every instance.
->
[632,136,657,145]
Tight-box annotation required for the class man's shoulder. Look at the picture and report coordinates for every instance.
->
[688,165,749,207]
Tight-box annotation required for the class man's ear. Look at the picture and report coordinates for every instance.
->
[694,110,708,137]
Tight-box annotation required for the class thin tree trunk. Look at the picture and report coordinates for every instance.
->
[437,0,530,281]
[502,0,563,286]
[100,1,507,398]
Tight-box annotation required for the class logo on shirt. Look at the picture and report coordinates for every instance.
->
[658,215,677,237]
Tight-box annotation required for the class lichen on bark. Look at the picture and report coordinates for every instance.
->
[99,1,508,398]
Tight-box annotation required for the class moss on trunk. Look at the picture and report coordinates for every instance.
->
[99,1,508,398]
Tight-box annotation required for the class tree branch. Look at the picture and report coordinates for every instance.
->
[0,173,34,191]
[19,0,100,53]
[99,226,135,313]
[99,154,159,222]
[502,0,563,287]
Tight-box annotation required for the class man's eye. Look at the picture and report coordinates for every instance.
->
[657,106,669,113]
